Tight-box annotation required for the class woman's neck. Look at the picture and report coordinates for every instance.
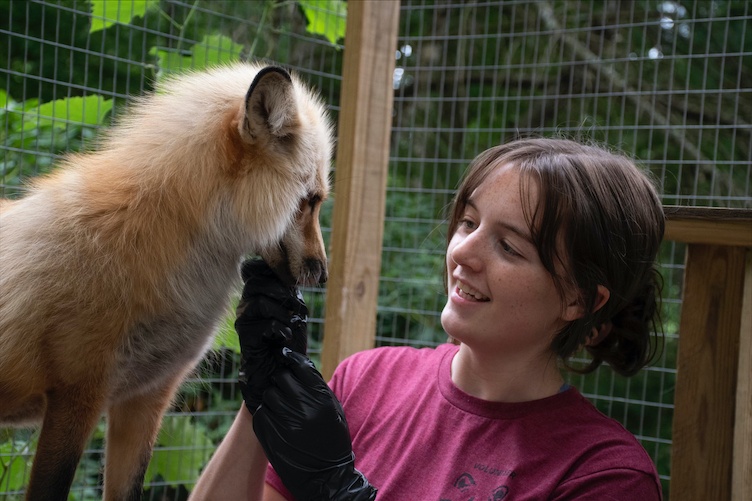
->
[450,343,565,403]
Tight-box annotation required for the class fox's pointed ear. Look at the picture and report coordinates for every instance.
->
[242,66,297,142]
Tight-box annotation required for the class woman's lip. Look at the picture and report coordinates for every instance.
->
[456,280,490,301]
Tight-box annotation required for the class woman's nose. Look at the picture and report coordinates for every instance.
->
[450,230,484,271]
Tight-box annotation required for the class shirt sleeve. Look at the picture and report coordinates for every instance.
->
[551,467,663,500]
[265,464,293,500]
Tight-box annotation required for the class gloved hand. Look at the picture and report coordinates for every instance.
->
[236,259,308,414]
[253,348,377,501]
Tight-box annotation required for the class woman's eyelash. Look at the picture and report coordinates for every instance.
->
[500,240,519,256]
[459,218,475,229]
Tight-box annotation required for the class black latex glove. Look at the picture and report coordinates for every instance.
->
[254,348,377,501]
[236,259,308,415]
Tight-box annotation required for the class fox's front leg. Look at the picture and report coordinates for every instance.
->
[104,376,185,501]
[26,385,106,501]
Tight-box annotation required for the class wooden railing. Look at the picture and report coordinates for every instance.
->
[665,207,752,501]
[320,3,752,499]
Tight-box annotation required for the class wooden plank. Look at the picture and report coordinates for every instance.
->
[664,219,752,247]
[732,250,752,501]
[670,244,746,501]
[664,206,752,247]
[320,0,399,380]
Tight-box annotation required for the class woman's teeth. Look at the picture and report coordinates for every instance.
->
[457,281,490,301]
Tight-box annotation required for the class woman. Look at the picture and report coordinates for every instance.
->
[191,137,665,500]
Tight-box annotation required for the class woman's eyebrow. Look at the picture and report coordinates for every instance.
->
[466,198,534,245]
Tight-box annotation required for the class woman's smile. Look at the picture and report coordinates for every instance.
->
[455,280,490,302]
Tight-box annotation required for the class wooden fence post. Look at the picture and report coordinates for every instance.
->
[665,207,752,501]
[321,0,400,380]
[732,251,752,501]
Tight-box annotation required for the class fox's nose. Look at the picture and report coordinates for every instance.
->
[303,257,328,285]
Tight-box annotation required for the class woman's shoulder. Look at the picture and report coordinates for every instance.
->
[555,391,661,480]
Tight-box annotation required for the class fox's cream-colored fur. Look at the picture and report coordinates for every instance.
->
[0,63,332,500]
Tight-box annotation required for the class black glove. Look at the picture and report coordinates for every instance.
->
[254,348,377,501]
[236,259,308,414]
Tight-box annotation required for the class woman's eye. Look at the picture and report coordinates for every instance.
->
[459,218,475,230]
[501,240,519,256]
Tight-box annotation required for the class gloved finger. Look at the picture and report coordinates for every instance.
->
[240,258,277,281]
[240,260,296,299]
[241,280,299,301]
[258,382,301,418]
[240,271,307,312]
[280,348,328,388]
[236,319,294,349]
[242,289,308,323]
[289,328,308,355]
[237,294,302,324]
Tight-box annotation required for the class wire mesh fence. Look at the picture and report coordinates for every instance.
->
[1,0,750,499]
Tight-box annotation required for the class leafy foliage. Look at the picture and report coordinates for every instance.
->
[298,0,347,44]
[90,0,158,33]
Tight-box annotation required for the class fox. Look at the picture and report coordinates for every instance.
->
[0,62,333,500]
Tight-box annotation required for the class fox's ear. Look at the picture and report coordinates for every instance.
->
[242,66,297,142]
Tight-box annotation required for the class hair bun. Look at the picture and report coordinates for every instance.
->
[587,267,663,376]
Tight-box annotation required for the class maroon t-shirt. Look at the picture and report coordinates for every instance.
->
[267,343,663,500]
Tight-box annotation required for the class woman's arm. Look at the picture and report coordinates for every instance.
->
[190,406,272,501]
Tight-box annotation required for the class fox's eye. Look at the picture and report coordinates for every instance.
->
[304,194,322,214]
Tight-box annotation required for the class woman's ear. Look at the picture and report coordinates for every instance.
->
[593,285,610,313]
[562,284,610,322]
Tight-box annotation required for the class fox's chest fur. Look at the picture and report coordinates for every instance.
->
[0,186,248,403]
[110,253,239,401]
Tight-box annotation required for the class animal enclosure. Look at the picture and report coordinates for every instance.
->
[1,1,750,500]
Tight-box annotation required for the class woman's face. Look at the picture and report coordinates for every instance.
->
[441,164,580,357]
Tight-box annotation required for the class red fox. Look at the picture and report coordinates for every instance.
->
[0,63,333,500]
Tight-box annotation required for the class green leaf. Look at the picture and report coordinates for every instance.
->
[90,0,158,33]
[21,96,113,131]
[0,439,34,491]
[146,417,213,491]
[299,0,347,45]
[150,34,244,77]
[190,34,245,68]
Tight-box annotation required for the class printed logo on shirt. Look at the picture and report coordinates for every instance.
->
[439,472,510,501]
[473,463,516,478]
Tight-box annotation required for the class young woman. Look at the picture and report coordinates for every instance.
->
[191,137,665,500]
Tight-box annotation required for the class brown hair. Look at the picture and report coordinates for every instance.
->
[446,137,665,376]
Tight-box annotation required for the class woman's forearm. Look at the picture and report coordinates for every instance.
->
[190,405,268,501]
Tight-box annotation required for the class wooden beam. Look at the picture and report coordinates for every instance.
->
[664,206,752,247]
[732,250,752,501]
[670,244,747,501]
[321,0,399,380]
